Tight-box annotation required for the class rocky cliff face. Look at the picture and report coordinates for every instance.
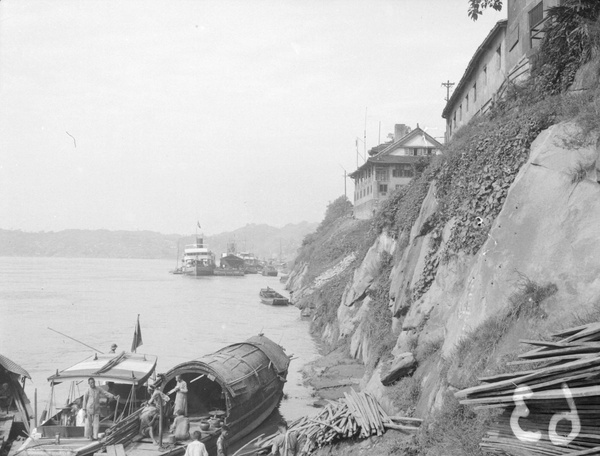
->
[289,120,600,419]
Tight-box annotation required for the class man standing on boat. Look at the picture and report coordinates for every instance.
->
[82,377,117,440]
[171,375,188,416]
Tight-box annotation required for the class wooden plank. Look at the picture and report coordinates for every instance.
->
[552,323,596,339]
[518,345,600,360]
[461,384,600,406]
[455,356,600,399]
[520,339,580,349]
[508,354,597,366]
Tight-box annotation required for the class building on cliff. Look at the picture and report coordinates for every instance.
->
[443,0,561,142]
[442,19,508,141]
[349,124,442,220]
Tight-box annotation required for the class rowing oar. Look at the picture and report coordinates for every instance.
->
[48,327,104,353]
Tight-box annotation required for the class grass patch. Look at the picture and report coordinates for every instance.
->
[310,269,353,340]
[363,251,396,369]
[448,275,557,389]
[416,336,444,363]
[386,375,422,414]
[415,392,498,456]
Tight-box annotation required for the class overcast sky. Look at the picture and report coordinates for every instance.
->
[0,0,505,235]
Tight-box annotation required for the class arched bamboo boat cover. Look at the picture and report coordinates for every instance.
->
[0,354,31,379]
[47,352,157,385]
[161,334,290,440]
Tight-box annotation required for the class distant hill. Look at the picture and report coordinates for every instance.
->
[0,222,318,261]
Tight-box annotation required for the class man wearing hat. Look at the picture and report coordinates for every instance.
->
[109,344,118,353]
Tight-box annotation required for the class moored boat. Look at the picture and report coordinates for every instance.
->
[261,264,278,277]
[16,351,157,456]
[182,237,216,276]
[238,252,260,274]
[0,354,33,455]
[128,334,290,455]
[259,287,290,306]
[214,254,245,276]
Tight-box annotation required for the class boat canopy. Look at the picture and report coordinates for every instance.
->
[47,352,157,385]
[0,354,31,379]
[162,335,289,398]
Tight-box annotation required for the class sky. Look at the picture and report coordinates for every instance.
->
[0,0,506,235]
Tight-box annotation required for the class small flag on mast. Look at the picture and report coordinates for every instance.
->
[197,221,201,229]
[131,314,143,353]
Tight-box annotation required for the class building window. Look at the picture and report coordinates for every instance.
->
[483,65,487,85]
[379,184,388,195]
[529,1,544,48]
[509,23,520,52]
[453,112,456,129]
[473,83,477,102]
[466,94,469,112]
[496,45,502,69]
[375,168,388,181]
[459,104,462,121]
[392,164,414,177]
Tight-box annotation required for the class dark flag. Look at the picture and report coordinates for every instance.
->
[131,314,143,353]
[197,221,201,229]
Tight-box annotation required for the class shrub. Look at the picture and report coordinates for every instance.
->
[417,392,496,456]
[532,0,600,95]
[363,251,395,367]
[317,195,353,234]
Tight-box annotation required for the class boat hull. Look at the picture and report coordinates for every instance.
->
[260,297,289,306]
[213,269,245,276]
[184,264,215,276]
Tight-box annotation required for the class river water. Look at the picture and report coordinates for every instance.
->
[0,257,319,426]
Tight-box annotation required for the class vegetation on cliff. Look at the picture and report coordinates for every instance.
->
[295,7,600,455]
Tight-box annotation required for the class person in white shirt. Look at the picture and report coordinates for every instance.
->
[82,378,117,440]
[184,431,208,456]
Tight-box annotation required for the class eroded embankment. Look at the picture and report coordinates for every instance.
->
[288,64,600,455]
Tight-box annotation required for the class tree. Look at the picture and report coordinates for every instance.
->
[468,0,503,21]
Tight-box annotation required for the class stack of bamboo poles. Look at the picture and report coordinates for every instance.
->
[236,390,421,456]
[455,321,600,456]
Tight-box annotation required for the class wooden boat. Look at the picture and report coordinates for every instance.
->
[15,351,157,456]
[259,287,289,306]
[0,354,33,455]
[127,334,290,456]
[261,264,278,277]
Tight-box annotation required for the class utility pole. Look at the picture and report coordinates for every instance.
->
[442,80,455,102]
[363,107,367,159]
[338,164,347,200]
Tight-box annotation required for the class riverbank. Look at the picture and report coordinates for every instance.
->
[302,346,365,406]
[300,347,416,456]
